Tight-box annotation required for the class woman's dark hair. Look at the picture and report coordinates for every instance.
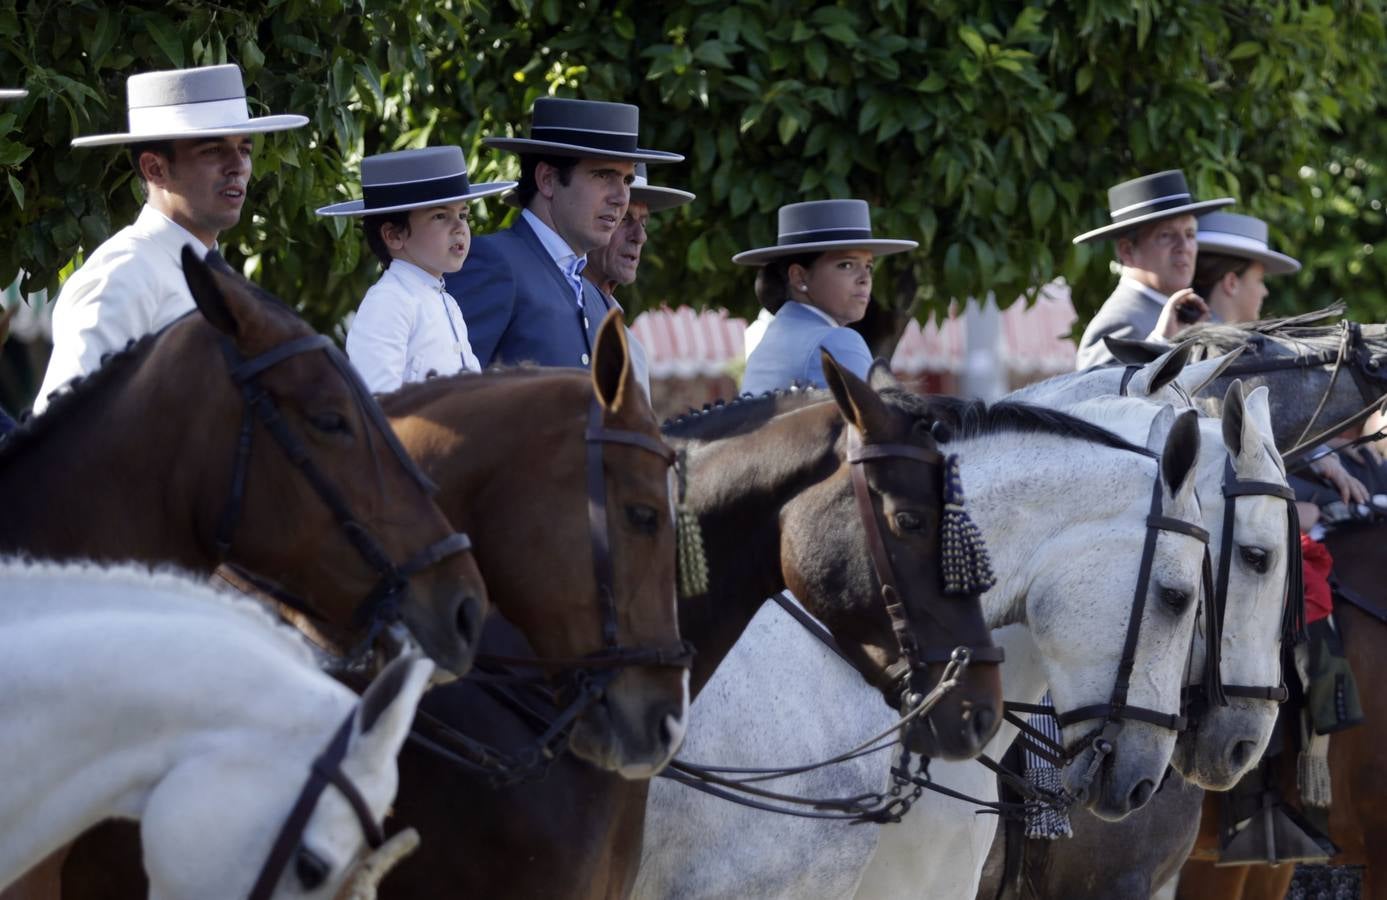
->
[755,252,822,313]
[363,210,414,268]
[514,154,580,208]
[1192,251,1252,300]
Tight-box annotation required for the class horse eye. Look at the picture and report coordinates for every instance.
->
[625,504,659,534]
[309,411,351,435]
[294,847,330,890]
[1240,546,1269,574]
[1160,587,1190,612]
[894,511,923,532]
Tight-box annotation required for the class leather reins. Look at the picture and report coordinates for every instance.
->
[213,333,473,641]
[247,709,382,900]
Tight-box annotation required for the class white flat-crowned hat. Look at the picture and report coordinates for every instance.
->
[500,160,694,211]
[316,146,515,217]
[1195,212,1301,275]
[0,89,27,101]
[484,98,682,164]
[732,199,917,266]
[1072,169,1234,244]
[72,64,307,148]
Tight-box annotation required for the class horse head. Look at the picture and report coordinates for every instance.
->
[170,248,488,674]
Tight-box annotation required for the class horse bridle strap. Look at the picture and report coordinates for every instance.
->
[248,710,383,900]
[212,334,472,635]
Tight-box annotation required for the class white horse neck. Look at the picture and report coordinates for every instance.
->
[0,560,352,885]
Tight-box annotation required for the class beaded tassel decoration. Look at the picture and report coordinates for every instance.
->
[674,450,709,600]
[940,454,996,597]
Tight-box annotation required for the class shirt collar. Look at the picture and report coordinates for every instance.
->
[522,208,586,277]
[1119,274,1169,308]
[789,301,840,328]
[138,204,217,255]
[385,257,445,293]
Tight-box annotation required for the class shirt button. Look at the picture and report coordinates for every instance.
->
[583,316,590,330]
[581,353,590,365]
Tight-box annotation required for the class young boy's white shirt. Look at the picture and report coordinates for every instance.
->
[346,258,480,394]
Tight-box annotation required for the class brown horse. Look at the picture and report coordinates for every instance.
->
[0,248,487,670]
[56,311,689,899]
[1177,518,1387,900]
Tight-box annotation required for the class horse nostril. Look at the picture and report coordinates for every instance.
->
[455,595,480,646]
[1129,778,1156,810]
[970,706,997,744]
[1229,739,1257,771]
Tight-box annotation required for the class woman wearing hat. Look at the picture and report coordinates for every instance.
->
[1189,211,1300,325]
[738,199,916,394]
[317,147,514,394]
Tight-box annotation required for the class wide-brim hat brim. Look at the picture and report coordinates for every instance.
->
[1197,234,1301,275]
[482,137,682,164]
[315,181,517,217]
[71,114,310,148]
[1072,198,1235,244]
[0,90,27,101]
[732,238,918,266]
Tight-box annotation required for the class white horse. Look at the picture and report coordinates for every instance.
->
[0,559,431,900]
[635,393,1207,900]
[855,382,1290,900]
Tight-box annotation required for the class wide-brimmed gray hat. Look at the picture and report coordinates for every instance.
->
[0,89,26,101]
[732,199,917,266]
[483,98,682,164]
[72,64,307,148]
[316,146,515,217]
[1196,212,1300,275]
[1072,169,1234,244]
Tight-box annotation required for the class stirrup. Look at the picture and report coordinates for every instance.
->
[1217,795,1335,866]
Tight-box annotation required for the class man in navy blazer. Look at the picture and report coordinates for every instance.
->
[445,98,682,369]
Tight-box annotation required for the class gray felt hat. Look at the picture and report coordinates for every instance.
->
[0,89,27,101]
[732,199,917,266]
[71,64,307,148]
[483,98,682,164]
[1072,169,1234,244]
[1196,212,1301,275]
[316,146,515,217]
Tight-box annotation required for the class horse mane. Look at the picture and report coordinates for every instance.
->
[1177,302,1386,356]
[380,364,584,411]
[661,386,828,440]
[882,390,1154,456]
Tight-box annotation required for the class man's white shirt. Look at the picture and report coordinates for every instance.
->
[34,205,211,413]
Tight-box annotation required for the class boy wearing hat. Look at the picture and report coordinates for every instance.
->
[582,163,694,398]
[33,64,305,413]
[444,97,682,370]
[317,147,514,394]
[1073,170,1233,369]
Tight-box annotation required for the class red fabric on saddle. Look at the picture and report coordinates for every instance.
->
[1301,534,1334,624]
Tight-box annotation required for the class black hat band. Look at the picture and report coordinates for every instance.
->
[529,126,639,154]
[363,172,471,210]
[777,227,874,246]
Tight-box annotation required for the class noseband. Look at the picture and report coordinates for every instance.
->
[845,426,1004,710]
[214,333,473,638]
[247,709,382,900]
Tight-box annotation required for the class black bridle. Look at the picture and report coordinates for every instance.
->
[212,333,473,641]
[247,709,383,900]
[408,395,694,784]
[845,425,1004,712]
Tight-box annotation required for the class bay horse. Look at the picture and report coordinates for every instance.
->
[642,386,1208,899]
[1176,515,1387,900]
[0,247,486,672]
[0,559,431,900]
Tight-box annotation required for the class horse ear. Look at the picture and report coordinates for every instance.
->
[822,349,887,437]
[591,308,631,415]
[1243,385,1274,455]
[1125,341,1194,397]
[1221,379,1248,459]
[349,653,434,773]
[1160,408,1201,499]
[1174,347,1244,398]
[1104,335,1169,364]
[183,245,238,336]
[866,359,901,392]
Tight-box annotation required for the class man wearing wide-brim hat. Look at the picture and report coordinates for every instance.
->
[444,97,682,371]
[33,64,306,414]
[581,163,694,398]
[1073,169,1233,369]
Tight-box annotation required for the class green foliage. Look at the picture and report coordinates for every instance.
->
[0,0,1385,336]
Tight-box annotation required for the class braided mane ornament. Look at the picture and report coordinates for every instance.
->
[674,449,709,600]
[940,454,996,597]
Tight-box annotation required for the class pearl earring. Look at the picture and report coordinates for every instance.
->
[798,284,808,291]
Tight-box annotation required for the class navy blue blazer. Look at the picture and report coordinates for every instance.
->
[445,216,613,369]
[742,301,873,394]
